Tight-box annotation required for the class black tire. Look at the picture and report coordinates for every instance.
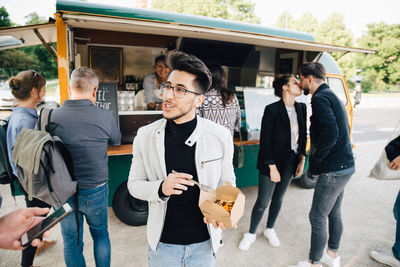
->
[112,181,148,226]
[293,171,318,189]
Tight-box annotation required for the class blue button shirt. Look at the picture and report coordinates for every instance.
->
[6,107,39,176]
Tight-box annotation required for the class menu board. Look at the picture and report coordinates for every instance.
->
[96,82,119,130]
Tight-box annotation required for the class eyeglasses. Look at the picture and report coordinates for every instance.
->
[160,83,201,98]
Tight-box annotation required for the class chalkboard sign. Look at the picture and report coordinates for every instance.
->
[96,82,119,129]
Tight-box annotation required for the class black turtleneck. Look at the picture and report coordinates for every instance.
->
[159,116,210,245]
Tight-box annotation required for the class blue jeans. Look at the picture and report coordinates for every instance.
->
[148,240,215,267]
[60,184,111,267]
[308,171,352,264]
[393,190,400,260]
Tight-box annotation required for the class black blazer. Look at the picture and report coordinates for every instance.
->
[309,84,354,174]
[257,99,307,176]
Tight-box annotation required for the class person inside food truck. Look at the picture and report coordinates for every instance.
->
[143,55,170,110]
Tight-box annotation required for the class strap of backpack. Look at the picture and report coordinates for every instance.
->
[74,186,80,245]
[38,108,53,132]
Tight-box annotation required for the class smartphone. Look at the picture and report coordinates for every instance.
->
[21,203,73,247]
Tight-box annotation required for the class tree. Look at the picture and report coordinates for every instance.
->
[0,6,12,27]
[151,0,260,24]
[274,12,356,84]
[24,12,47,25]
[294,12,318,34]
[313,13,355,82]
[275,12,294,29]
[356,22,400,91]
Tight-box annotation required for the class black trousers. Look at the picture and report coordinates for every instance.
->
[21,195,51,267]
[249,151,297,233]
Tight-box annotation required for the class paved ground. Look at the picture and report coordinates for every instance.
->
[0,102,399,266]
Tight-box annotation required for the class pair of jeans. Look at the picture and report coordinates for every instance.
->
[249,151,297,233]
[21,196,51,267]
[393,190,400,260]
[308,171,352,264]
[148,239,215,267]
[60,184,111,267]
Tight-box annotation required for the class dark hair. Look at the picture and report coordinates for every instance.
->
[208,64,234,107]
[9,70,46,100]
[168,51,211,94]
[272,75,291,98]
[299,62,326,80]
[154,55,166,65]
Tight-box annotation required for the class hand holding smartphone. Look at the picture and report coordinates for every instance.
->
[21,203,73,247]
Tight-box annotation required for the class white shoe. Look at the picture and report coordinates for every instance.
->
[289,261,312,267]
[238,233,256,251]
[370,250,400,267]
[321,248,340,267]
[263,228,280,247]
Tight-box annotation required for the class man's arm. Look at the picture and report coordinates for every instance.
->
[127,128,168,203]
[107,112,121,145]
[386,135,400,162]
[311,96,339,163]
[218,128,236,187]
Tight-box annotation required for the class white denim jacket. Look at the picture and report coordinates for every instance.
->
[127,117,235,253]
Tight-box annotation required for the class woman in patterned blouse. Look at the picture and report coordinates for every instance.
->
[198,64,241,136]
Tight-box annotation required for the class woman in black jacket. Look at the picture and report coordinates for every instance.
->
[239,75,307,251]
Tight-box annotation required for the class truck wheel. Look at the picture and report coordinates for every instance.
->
[112,181,148,226]
[293,171,318,189]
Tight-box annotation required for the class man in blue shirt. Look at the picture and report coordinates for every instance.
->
[51,67,121,267]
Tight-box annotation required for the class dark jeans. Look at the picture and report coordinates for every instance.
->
[308,171,352,264]
[249,152,297,233]
[392,190,400,260]
[21,196,51,267]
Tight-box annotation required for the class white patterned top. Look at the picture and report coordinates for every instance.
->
[198,88,241,136]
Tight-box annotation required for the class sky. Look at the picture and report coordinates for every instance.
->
[1,0,400,40]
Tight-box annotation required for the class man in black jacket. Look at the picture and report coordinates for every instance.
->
[370,135,400,267]
[290,62,355,267]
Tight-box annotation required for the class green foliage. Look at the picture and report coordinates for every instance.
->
[152,0,260,24]
[24,12,47,25]
[0,6,12,27]
[356,22,400,91]
[0,8,57,81]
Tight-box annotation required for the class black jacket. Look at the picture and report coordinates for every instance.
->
[386,135,400,162]
[257,99,307,176]
[309,83,354,174]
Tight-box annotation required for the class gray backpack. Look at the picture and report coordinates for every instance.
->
[12,108,77,208]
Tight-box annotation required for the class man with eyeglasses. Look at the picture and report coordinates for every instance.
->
[290,62,354,267]
[128,51,236,267]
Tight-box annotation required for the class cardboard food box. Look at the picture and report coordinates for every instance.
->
[199,182,245,229]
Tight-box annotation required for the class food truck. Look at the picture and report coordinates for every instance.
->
[0,0,373,225]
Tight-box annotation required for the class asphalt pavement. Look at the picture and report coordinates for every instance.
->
[0,98,399,267]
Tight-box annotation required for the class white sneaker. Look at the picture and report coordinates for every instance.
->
[238,233,256,251]
[321,248,340,267]
[263,228,280,247]
[289,261,312,267]
[370,250,400,267]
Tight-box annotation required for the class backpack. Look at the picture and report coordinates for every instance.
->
[12,108,78,208]
[0,115,18,196]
